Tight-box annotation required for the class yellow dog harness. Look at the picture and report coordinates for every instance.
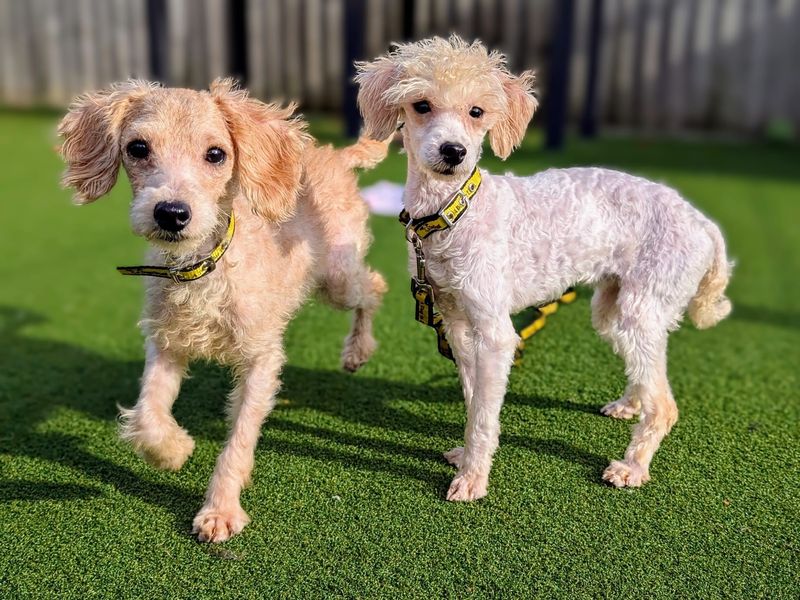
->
[399,169,575,365]
[117,212,235,283]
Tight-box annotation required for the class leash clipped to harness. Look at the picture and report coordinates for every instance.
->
[117,212,235,283]
[399,169,576,365]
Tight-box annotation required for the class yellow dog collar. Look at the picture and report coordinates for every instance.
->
[399,167,482,239]
[116,212,235,283]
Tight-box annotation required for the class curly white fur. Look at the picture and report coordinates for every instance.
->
[357,36,732,500]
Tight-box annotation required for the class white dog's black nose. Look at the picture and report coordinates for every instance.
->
[154,201,191,232]
[440,143,466,166]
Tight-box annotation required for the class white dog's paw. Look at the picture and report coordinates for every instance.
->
[192,504,251,543]
[119,409,195,471]
[443,447,464,468]
[341,333,377,373]
[600,397,640,420]
[602,460,650,488]
[446,471,489,502]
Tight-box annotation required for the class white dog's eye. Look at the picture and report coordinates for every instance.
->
[205,147,226,165]
[412,100,431,114]
[469,106,484,118]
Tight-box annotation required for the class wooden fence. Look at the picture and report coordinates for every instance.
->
[1,0,798,135]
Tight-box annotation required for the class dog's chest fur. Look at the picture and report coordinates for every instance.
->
[144,267,243,364]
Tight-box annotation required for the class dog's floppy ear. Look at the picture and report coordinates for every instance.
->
[58,80,157,204]
[355,57,401,140]
[211,78,308,223]
[489,70,537,160]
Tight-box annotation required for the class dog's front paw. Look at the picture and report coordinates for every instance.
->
[602,460,650,488]
[119,408,195,471]
[446,471,488,502]
[600,397,640,420]
[443,447,464,468]
[192,504,251,543]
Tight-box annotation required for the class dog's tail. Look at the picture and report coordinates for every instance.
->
[688,222,733,329]
[337,133,392,170]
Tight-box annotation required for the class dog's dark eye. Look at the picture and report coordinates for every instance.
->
[126,140,149,159]
[469,106,484,119]
[205,147,226,164]
[412,100,431,114]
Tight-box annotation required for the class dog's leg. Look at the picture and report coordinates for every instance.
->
[341,269,387,372]
[118,342,193,471]
[592,281,641,419]
[603,325,678,488]
[192,350,284,543]
[442,311,476,469]
[447,315,517,501]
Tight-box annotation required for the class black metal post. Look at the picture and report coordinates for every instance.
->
[402,0,415,40]
[545,0,575,150]
[344,0,366,138]
[229,0,249,84]
[580,0,603,138]
[145,0,167,83]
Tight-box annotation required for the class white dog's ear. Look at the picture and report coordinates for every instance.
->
[355,57,401,140]
[211,78,308,223]
[489,70,538,160]
[58,80,157,204]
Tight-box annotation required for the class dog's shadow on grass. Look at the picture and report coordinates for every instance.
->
[0,306,606,527]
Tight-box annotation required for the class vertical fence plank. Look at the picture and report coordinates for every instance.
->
[501,0,524,71]
[431,0,450,36]
[639,0,664,130]
[741,0,767,132]
[718,0,745,130]
[167,0,189,86]
[37,0,66,105]
[569,0,589,119]
[765,0,798,128]
[263,0,284,99]
[386,0,404,42]
[665,0,691,131]
[453,0,475,38]
[129,0,150,79]
[93,0,114,87]
[597,0,619,124]
[476,0,497,45]
[415,0,432,37]
[689,0,718,127]
[305,0,325,108]
[205,0,228,81]
[283,0,303,101]
[611,0,636,124]
[365,0,385,59]
[246,0,266,97]
[324,0,344,108]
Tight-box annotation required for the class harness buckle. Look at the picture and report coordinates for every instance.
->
[167,267,184,283]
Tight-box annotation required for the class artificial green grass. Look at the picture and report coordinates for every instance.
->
[1,109,798,598]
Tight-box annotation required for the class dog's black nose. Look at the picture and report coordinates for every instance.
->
[440,142,467,166]
[153,201,191,232]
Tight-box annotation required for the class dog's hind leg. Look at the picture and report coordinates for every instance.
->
[118,342,193,471]
[192,347,285,543]
[592,279,641,420]
[322,244,387,372]
[602,294,678,488]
